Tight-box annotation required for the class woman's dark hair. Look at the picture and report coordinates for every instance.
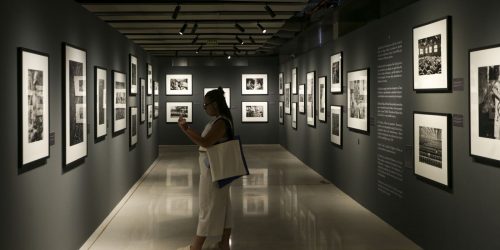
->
[205,87,233,125]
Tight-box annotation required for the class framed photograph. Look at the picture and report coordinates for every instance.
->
[166,74,192,95]
[242,74,267,95]
[154,81,159,96]
[279,72,284,95]
[331,52,343,93]
[63,43,87,165]
[306,71,316,127]
[292,67,298,94]
[154,101,159,119]
[129,54,137,95]
[140,78,146,123]
[147,104,153,137]
[279,101,284,124]
[330,105,342,146]
[95,66,107,141]
[204,87,231,108]
[112,71,127,133]
[18,48,49,167]
[292,102,297,129]
[166,102,192,123]
[347,68,369,133]
[318,76,327,122]
[299,84,305,114]
[129,107,137,147]
[242,102,268,123]
[284,82,291,114]
[147,63,153,96]
[469,45,500,161]
[414,112,451,187]
[413,16,450,91]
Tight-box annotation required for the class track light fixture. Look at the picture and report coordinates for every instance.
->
[235,23,245,33]
[191,22,198,34]
[172,4,180,20]
[192,35,199,44]
[196,45,202,54]
[249,36,256,44]
[236,36,244,45]
[265,4,276,18]
[257,23,267,34]
[233,45,240,52]
[179,23,187,35]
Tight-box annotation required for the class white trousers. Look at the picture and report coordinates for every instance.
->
[197,153,232,237]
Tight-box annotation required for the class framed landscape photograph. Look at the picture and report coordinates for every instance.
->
[414,112,451,187]
[292,67,298,94]
[285,82,291,114]
[413,16,450,91]
[154,101,159,119]
[242,102,268,123]
[147,104,153,137]
[347,68,369,133]
[292,102,297,129]
[63,43,87,165]
[147,63,153,96]
[204,87,231,108]
[166,74,192,95]
[166,102,192,123]
[94,66,107,142]
[299,84,305,114]
[18,48,49,167]
[318,76,327,122]
[330,105,342,147]
[331,52,343,93]
[129,107,137,147]
[154,81,159,96]
[469,45,500,161]
[112,71,127,133]
[140,78,146,123]
[242,74,267,95]
[279,72,284,95]
[129,54,137,95]
[279,101,284,124]
[306,71,316,127]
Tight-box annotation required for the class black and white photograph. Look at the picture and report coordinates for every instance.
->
[166,102,192,123]
[299,84,305,114]
[306,71,315,127]
[147,64,153,96]
[292,67,298,94]
[414,112,450,187]
[141,78,146,123]
[147,104,153,137]
[204,88,230,108]
[470,45,500,161]
[318,76,327,122]
[330,105,342,146]
[413,17,450,91]
[331,52,342,93]
[292,102,297,129]
[285,82,291,114]
[242,102,268,123]
[95,66,107,141]
[19,48,49,166]
[129,54,137,95]
[154,101,159,119]
[279,101,284,124]
[129,107,137,147]
[154,81,159,96]
[166,74,192,95]
[279,72,284,95]
[113,71,127,133]
[242,74,268,95]
[64,44,87,165]
[347,69,369,133]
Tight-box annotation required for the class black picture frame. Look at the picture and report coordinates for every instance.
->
[112,70,127,135]
[347,68,370,134]
[147,63,153,96]
[129,54,138,95]
[331,52,343,94]
[241,102,268,123]
[140,78,146,123]
[318,76,327,123]
[129,106,138,148]
[94,66,107,142]
[306,71,316,127]
[147,104,153,137]
[330,105,343,148]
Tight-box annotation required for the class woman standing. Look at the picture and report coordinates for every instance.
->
[177,87,234,250]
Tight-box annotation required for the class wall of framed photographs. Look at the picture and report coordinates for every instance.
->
[156,56,279,145]
[278,0,500,249]
[0,0,158,249]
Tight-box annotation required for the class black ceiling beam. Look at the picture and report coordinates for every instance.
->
[94,11,298,16]
[105,19,289,23]
[78,0,305,4]
[121,32,276,36]
[135,42,265,46]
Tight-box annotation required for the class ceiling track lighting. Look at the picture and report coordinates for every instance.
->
[265,4,276,18]
[179,23,187,35]
[257,23,267,34]
[236,35,244,45]
[233,45,240,52]
[235,23,245,33]
[192,35,199,44]
[249,35,256,44]
[172,4,180,20]
[191,22,198,34]
[196,45,202,54]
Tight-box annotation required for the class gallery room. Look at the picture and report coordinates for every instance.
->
[3,0,500,249]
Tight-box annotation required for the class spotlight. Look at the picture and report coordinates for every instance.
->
[249,35,256,44]
[265,4,276,18]
[192,35,199,44]
[196,45,202,54]
[235,23,245,33]
[172,4,180,20]
[179,23,187,35]
[257,23,267,34]
[228,55,231,59]
[191,22,198,34]
[236,36,244,45]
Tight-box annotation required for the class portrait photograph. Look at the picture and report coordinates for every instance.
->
[242,74,268,95]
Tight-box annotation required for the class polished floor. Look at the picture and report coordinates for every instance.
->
[84,145,421,250]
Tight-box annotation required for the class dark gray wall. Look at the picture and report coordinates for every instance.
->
[156,56,279,145]
[279,0,500,249]
[0,0,158,249]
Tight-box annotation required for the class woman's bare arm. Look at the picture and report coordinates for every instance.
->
[179,118,226,147]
